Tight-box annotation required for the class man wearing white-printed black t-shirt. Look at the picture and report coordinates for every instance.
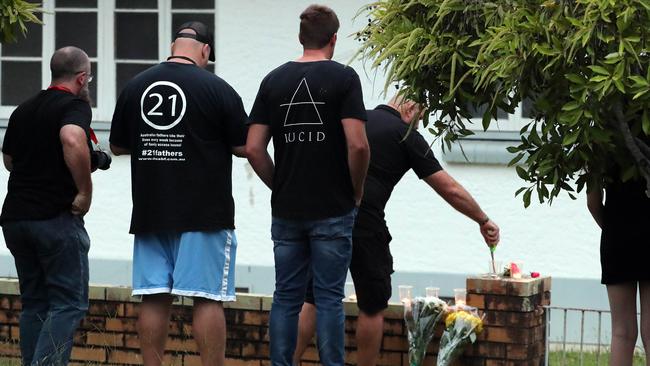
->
[246,5,370,366]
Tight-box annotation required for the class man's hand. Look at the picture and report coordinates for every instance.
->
[480,220,500,247]
[71,192,91,216]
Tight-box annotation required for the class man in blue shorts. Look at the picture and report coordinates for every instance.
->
[109,22,248,366]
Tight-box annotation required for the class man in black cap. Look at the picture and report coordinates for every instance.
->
[110,21,248,366]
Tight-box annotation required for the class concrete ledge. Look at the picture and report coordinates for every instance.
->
[0,278,406,316]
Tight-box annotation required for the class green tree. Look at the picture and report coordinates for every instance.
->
[355,0,650,207]
[0,0,41,44]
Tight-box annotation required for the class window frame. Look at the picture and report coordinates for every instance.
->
[0,0,217,123]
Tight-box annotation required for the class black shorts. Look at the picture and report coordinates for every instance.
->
[305,227,393,315]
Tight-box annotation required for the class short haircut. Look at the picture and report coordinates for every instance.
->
[50,46,89,81]
[299,4,340,49]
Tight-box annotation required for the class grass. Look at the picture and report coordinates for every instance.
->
[1,352,647,366]
[548,350,646,365]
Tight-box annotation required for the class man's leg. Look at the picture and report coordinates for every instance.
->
[131,232,177,366]
[350,228,393,366]
[138,294,174,366]
[293,301,317,365]
[309,209,355,366]
[171,230,238,366]
[607,282,639,366]
[3,222,49,366]
[355,311,384,366]
[31,213,90,366]
[270,218,310,366]
[192,298,226,366]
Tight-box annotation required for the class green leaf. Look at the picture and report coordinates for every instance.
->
[588,65,610,75]
[482,109,492,131]
[643,109,650,136]
[516,165,529,180]
[508,153,525,166]
[565,73,585,84]
[562,129,581,145]
[561,101,581,111]
[523,189,532,208]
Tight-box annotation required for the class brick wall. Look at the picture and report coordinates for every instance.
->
[0,276,551,366]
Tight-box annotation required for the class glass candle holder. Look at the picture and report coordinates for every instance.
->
[425,286,440,298]
[454,288,467,306]
[488,260,503,277]
[398,285,413,303]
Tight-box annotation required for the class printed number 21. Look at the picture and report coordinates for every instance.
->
[147,93,178,117]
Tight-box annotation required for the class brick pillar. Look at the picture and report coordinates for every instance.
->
[465,276,552,366]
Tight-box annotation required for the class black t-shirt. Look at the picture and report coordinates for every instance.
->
[1,89,92,223]
[249,61,367,220]
[110,62,248,234]
[354,105,443,235]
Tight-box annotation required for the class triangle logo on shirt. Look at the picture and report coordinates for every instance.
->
[281,78,325,126]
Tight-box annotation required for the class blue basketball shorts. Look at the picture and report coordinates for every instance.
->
[131,230,237,301]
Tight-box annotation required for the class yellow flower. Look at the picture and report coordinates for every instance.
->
[445,312,457,328]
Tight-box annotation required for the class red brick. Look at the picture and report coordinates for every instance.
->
[124,303,141,318]
[382,318,403,335]
[10,298,21,311]
[108,349,142,365]
[106,317,137,332]
[228,324,262,341]
[484,294,542,312]
[79,316,106,332]
[0,297,10,310]
[88,301,123,317]
[242,341,269,357]
[70,346,106,362]
[241,310,268,325]
[0,325,10,340]
[382,335,407,351]
[224,358,263,365]
[0,341,21,357]
[166,336,198,353]
[86,331,123,348]
[468,293,486,309]
[10,326,19,340]
[0,310,19,324]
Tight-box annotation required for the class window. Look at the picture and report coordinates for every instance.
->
[54,2,98,106]
[0,0,216,122]
[0,1,42,108]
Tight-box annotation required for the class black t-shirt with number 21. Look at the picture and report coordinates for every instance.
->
[110,62,248,234]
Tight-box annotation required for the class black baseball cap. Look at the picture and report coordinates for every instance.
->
[174,21,215,61]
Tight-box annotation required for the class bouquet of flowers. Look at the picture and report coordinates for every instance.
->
[436,306,484,366]
[403,296,448,366]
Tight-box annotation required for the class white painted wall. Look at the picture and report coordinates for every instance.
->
[0,0,603,284]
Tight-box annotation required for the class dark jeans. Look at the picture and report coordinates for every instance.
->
[269,208,356,366]
[3,212,90,366]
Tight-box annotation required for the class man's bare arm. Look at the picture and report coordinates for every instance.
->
[245,124,274,189]
[3,154,12,172]
[341,118,370,206]
[424,170,499,246]
[61,125,92,215]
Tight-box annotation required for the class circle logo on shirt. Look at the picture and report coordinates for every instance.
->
[140,81,187,130]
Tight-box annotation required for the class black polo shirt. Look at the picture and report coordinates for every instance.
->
[354,104,443,235]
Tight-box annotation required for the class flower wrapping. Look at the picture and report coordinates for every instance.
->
[436,306,484,366]
[403,296,448,366]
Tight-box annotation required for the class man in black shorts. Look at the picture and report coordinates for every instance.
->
[293,96,500,366]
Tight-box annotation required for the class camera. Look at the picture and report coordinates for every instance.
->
[91,149,112,171]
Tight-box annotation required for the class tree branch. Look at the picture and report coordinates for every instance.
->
[613,104,650,197]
